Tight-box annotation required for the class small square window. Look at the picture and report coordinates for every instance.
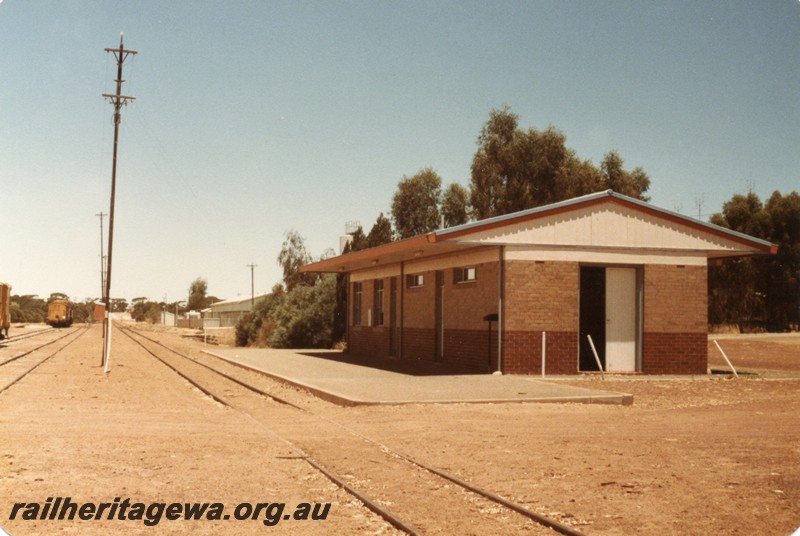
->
[454,266,476,283]
[406,274,424,288]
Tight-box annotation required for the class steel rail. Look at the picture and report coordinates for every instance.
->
[0,326,89,395]
[119,328,228,407]
[118,326,422,535]
[0,327,84,367]
[123,326,586,536]
[120,328,304,410]
[0,327,55,346]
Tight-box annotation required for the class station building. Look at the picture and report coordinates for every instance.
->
[301,191,775,375]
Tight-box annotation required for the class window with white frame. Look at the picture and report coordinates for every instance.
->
[454,266,477,284]
[406,273,424,288]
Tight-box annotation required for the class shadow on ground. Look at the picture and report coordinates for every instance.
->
[297,351,486,377]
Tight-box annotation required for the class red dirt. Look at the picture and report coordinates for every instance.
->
[1,326,798,535]
[707,334,800,372]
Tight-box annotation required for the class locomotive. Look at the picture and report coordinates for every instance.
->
[46,299,75,328]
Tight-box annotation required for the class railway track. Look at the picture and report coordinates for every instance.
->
[0,326,55,347]
[0,326,88,395]
[120,326,584,536]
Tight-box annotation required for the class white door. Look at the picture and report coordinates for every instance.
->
[605,267,637,371]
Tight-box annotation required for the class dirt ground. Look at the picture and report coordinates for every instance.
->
[1,325,798,535]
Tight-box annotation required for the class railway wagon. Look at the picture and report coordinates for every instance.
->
[0,283,10,339]
[46,300,74,328]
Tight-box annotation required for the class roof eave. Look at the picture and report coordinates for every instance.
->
[301,190,776,273]
[301,233,436,273]
[435,190,775,255]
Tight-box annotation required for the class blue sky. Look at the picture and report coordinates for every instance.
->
[1,1,797,304]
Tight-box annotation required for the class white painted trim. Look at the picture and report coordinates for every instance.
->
[506,246,707,266]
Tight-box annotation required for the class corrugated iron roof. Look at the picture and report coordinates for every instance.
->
[302,190,776,274]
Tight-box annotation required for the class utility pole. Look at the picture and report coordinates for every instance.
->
[96,212,106,338]
[694,193,705,221]
[247,263,257,305]
[95,212,106,298]
[101,33,137,368]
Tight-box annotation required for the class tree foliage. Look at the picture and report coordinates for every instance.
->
[10,295,47,323]
[469,106,650,219]
[268,274,337,348]
[110,298,128,313]
[442,183,470,227]
[599,151,651,201]
[187,278,209,311]
[185,278,220,313]
[73,299,96,324]
[10,295,95,324]
[235,276,338,349]
[390,169,473,238]
[391,168,443,239]
[237,235,340,349]
[278,230,317,291]
[235,284,285,347]
[131,297,164,323]
[346,227,368,253]
[366,213,394,248]
[709,190,799,330]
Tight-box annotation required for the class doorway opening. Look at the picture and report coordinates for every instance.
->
[579,267,606,371]
[579,266,641,372]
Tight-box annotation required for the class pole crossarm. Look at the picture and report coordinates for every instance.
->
[102,94,137,103]
[104,47,138,56]
[104,42,137,73]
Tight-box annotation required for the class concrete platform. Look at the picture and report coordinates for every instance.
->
[202,348,633,406]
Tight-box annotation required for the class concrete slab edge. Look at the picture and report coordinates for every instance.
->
[202,350,634,406]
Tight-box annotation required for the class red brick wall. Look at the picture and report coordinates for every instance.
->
[503,261,580,332]
[642,265,708,374]
[349,326,391,358]
[347,260,710,375]
[400,272,436,361]
[402,327,436,361]
[503,331,577,374]
[502,261,580,374]
[642,332,707,374]
[443,328,498,371]
[443,262,499,330]
[403,278,434,329]
[399,263,498,367]
[348,277,398,359]
[643,265,707,333]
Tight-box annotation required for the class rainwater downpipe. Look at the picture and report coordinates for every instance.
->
[399,261,405,360]
[345,273,351,348]
[497,245,505,373]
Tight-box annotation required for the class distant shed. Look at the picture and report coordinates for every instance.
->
[301,190,775,375]
[203,293,269,327]
[93,302,105,323]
